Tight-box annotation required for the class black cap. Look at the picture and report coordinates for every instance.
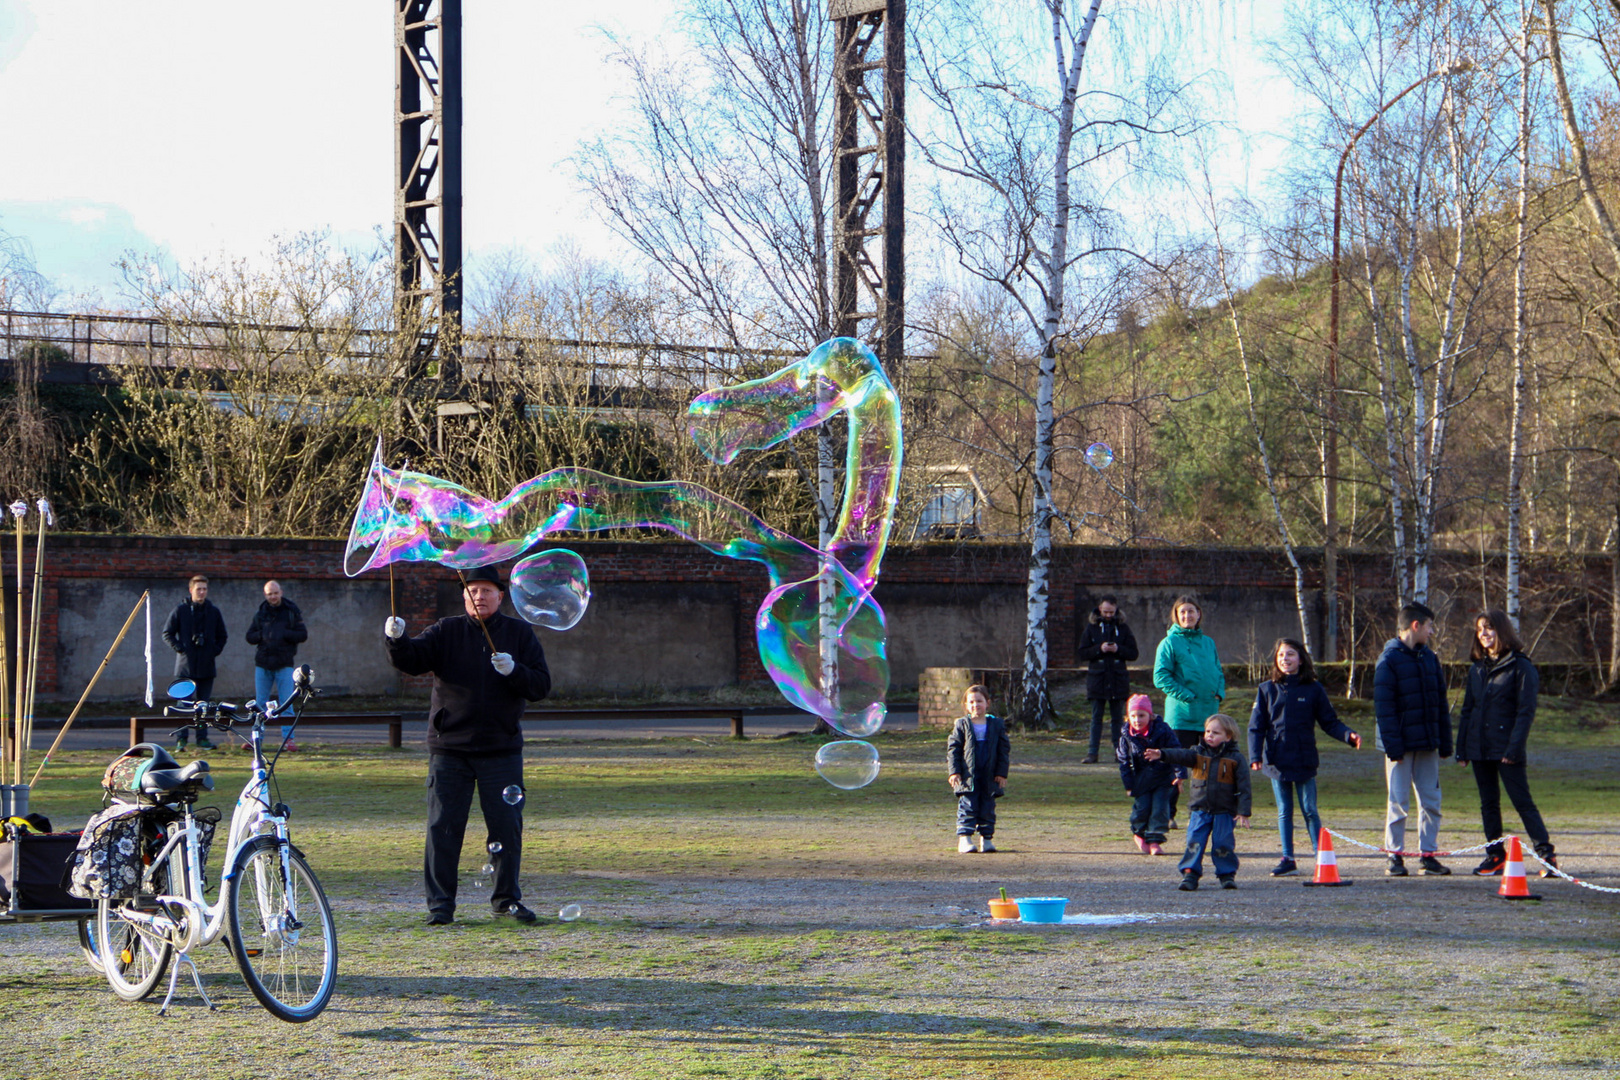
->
[459,565,507,591]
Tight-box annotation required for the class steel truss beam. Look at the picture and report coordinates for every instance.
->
[395,0,462,384]
[831,0,905,367]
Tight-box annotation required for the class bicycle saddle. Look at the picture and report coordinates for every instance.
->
[140,759,214,794]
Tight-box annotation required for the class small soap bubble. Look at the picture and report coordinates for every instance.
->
[558,904,582,922]
[1084,441,1114,470]
[487,841,503,854]
[502,785,525,806]
[481,862,494,876]
[814,739,880,790]
[511,549,592,631]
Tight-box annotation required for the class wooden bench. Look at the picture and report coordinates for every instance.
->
[525,704,751,738]
[130,713,406,749]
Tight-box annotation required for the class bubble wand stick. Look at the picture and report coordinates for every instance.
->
[455,568,500,655]
[387,458,408,621]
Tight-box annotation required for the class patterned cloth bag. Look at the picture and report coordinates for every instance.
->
[67,804,149,900]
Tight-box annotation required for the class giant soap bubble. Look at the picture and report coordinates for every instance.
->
[511,549,592,630]
[1084,442,1114,470]
[814,740,881,790]
[344,338,903,746]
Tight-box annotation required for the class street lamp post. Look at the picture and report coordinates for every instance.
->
[1325,59,1470,669]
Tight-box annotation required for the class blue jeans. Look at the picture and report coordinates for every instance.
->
[1178,810,1238,879]
[255,666,297,739]
[1270,777,1320,860]
[1129,786,1174,844]
[956,764,998,837]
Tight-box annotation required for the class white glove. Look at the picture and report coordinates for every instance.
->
[385,617,406,639]
[491,652,515,675]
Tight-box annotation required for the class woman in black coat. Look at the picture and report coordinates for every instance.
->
[1455,610,1557,876]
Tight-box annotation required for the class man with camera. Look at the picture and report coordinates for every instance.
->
[161,574,229,751]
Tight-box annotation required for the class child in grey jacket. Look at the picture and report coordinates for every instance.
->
[946,684,1011,853]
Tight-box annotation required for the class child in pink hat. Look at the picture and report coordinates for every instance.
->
[1116,694,1181,855]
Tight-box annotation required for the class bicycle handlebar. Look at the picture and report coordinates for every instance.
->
[161,684,322,728]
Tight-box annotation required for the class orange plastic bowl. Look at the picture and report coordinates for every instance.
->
[987,898,1021,920]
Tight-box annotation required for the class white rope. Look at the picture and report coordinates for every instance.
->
[1322,826,1620,894]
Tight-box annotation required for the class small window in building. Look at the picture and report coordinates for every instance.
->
[917,483,979,539]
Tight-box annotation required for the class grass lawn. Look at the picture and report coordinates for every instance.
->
[3,685,1617,1079]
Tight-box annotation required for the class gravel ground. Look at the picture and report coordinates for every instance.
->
[3,734,1616,1080]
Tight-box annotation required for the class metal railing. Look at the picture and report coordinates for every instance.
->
[0,308,936,397]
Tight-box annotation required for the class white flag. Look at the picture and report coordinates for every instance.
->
[144,593,153,708]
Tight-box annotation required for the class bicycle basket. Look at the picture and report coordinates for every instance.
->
[102,742,181,805]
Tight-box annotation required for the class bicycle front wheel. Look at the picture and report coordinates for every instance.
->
[226,837,337,1022]
[97,895,173,1001]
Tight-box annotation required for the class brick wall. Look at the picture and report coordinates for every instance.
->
[17,535,1613,700]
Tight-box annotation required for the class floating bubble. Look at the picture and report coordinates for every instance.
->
[814,740,880,790]
[1084,442,1114,470]
[487,841,503,855]
[502,785,525,806]
[344,339,903,737]
[510,548,592,630]
[558,904,582,922]
[481,862,495,876]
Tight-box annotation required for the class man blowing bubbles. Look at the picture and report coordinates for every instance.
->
[384,565,550,925]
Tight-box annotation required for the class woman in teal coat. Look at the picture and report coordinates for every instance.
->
[1153,594,1225,824]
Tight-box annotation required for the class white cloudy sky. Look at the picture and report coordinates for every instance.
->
[0,0,1297,306]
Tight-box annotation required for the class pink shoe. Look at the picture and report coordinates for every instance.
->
[1133,835,1148,853]
[1147,842,1164,856]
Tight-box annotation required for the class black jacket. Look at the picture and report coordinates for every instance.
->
[1248,675,1357,783]
[1116,717,1180,794]
[1454,651,1538,764]
[1159,739,1252,817]
[245,599,308,671]
[1076,611,1139,700]
[386,612,551,755]
[162,598,227,681]
[1372,637,1452,760]
[946,715,1011,794]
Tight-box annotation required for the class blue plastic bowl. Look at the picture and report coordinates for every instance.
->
[1013,896,1069,923]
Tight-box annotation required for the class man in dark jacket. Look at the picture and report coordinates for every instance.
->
[161,574,227,751]
[1372,601,1453,877]
[1076,596,1139,763]
[245,580,309,750]
[385,565,551,925]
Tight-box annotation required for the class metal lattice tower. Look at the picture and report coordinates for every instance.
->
[831,0,905,367]
[395,0,462,384]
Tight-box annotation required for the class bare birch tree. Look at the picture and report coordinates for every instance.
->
[911,0,1199,725]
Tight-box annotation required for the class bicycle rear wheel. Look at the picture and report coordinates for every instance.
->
[78,918,105,973]
[96,892,173,1001]
[226,837,337,1022]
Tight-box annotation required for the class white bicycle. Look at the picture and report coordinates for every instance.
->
[95,665,337,1022]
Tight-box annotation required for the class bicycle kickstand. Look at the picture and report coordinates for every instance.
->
[158,951,217,1016]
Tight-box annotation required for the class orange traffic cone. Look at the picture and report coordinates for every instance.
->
[1302,828,1352,887]
[1497,836,1541,901]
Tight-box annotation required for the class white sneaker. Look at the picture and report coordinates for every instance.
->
[980,837,996,853]
[957,835,975,853]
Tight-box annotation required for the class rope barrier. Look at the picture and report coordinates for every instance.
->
[1322,826,1620,895]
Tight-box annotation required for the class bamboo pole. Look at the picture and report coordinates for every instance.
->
[0,524,8,783]
[21,502,47,781]
[30,592,148,788]
[12,506,23,785]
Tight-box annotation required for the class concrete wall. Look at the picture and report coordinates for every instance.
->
[23,535,1613,701]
